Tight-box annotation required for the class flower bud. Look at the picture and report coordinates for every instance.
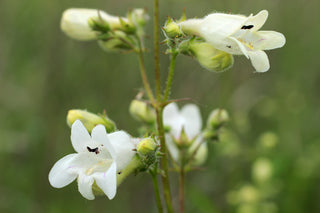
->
[129,100,156,124]
[67,109,116,133]
[61,8,129,41]
[128,8,149,27]
[207,108,229,129]
[252,158,272,183]
[163,18,183,38]
[188,41,234,72]
[137,138,158,156]
[61,9,101,40]
[189,142,208,166]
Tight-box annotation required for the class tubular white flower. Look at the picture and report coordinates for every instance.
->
[163,103,202,140]
[61,8,128,41]
[49,120,134,200]
[180,10,286,72]
[163,103,203,164]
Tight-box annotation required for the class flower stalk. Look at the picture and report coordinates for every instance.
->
[163,52,178,102]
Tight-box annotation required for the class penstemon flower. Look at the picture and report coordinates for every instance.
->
[49,120,135,200]
[180,10,286,72]
[163,103,207,165]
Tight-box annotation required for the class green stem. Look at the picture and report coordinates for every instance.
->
[179,168,185,213]
[163,53,178,102]
[156,108,174,213]
[150,164,164,213]
[154,0,161,102]
[137,38,155,103]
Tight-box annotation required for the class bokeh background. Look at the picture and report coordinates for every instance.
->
[1,0,320,212]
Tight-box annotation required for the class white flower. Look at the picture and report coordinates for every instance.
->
[61,8,127,41]
[180,10,286,72]
[49,120,134,200]
[163,103,202,140]
[163,103,203,163]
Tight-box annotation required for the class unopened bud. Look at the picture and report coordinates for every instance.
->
[188,41,234,72]
[207,108,229,129]
[61,9,101,40]
[61,8,130,41]
[129,8,149,27]
[163,18,183,38]
[129,100,156,124]
[137,138,158,156]
[67,109,116,133]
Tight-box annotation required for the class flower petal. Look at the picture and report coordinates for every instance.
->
[253,31,286,50]
[71,120,91,153]
[165,135,179,163]
[181,104,202,139]
[163,103,183,139]
[94,162,117,199]
[201,13,246,37]
[244,10,268,31]
[108,131,135,171]
[91,124,116,158]
[78,174,95,200]
[49,154,78,188]
[229,37,249,58]
[248,50,270,72]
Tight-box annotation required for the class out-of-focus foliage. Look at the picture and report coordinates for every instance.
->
[0,0,320,212]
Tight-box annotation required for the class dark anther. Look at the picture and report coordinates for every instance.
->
[226,45,232,48]
[241,25,254,30]
[87,146,100,154]
[118,171,122,175]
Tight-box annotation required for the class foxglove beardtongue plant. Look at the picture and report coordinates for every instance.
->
[180,10,286,72]
[49,120,135,200]
[51,2,285,212]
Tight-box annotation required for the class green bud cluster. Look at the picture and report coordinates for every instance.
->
[136,138,160,171]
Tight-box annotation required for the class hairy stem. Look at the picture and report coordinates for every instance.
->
[163,53,178,102]
[137,38,155,103]
[154,0,161,102]
[150,164,164,213]
[156,108,173,213]
[179,168,185,213]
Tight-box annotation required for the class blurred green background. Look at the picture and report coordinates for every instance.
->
[1,0,320,212]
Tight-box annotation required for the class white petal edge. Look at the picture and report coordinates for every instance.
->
[49,154,78,188]
[71,120,91,153]
[163,103,183,139]
[108,131,135,171]
[181,104,202,139]
[94,162,117,199]
[91,125,116,158]
[78,174,95,200]
[248,50,270,72]
[246,10,268,31]
[165,135,179,163]
[254,31,286,50]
